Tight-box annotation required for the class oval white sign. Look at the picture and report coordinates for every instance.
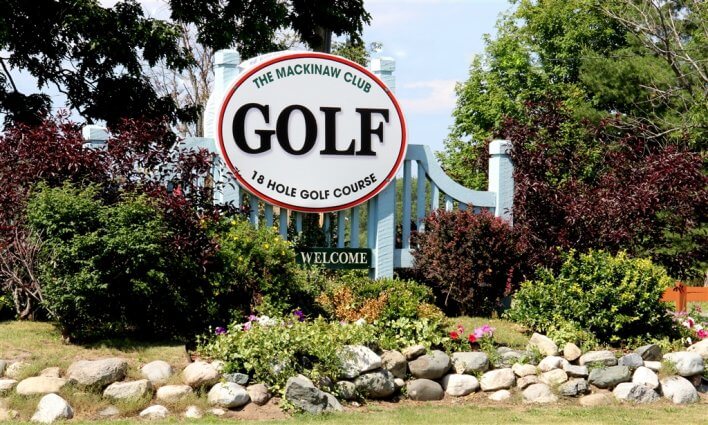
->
[217,52,407,212]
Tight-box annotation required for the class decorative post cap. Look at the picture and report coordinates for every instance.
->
[489,139,512,155]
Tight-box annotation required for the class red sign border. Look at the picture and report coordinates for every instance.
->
[216,52,407,213]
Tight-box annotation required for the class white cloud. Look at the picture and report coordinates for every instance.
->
[399,79,457,114]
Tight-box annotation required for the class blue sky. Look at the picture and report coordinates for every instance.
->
[7,0,511,153]
[362,0,510,152]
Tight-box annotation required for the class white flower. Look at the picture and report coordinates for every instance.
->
[354,318,367,326]
[259,315,279,326]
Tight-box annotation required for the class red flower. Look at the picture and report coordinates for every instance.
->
[468,334,477,343]
[450,331,460,340]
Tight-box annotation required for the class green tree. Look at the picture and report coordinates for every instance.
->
[0,0,370,127]
[441,0,706,189]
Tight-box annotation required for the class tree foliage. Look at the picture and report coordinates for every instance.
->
[0,0,370,127]
[440,0,706,189]
[505,100,706,282]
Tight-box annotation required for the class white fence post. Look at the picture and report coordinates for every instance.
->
[488,140,514,223]
[372,182,396,279]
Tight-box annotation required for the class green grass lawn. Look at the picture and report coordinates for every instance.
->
[4,403,708,425]
[0,321,190,381]
[450,316,530,349]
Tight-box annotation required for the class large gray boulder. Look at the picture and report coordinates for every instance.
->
[662,352,704,377]
[323,392,344,412]
[632,366,659,390]
[557,378,588,397]
[635,344,662,361]
[338,345,382,379]
[353,369,396,399]
[5,362,29,380]
[588,366,631,389]
[540,369,568,386]
[618,353,643,369]
[660,376,699,404]
[223,372,249,385]
[66,358,127,388]
[579,351,617,367]
[207,382,250,408]
[480,368,516,391]
[0,379,18,395]
[402,345,426,360]
[336,381,357,401]
[451,352,489,374]
[563,364,588,378]
[441,373,479,396]
[495,350,525,368]
[31,393,73,424]
[538,356,568,372]
[139,405,169,419]
[247,383,270,406]
[686,338,708,360]
[512,363,537,378]
[103,379,153,400]
[488,389,512,401]
[517,375,540,389]
[380,350,407,379]
[407,379,444,401]
[579,393,614,407]
[408,350,451,380]
[563,343,582,362]
[16,377,67,395]
[181,361,220,388]
[612,383,659,403]
[284,375,336,414]
[528,333,558,356]
[156,385,193,403]
[183,406,203,419]
[522,383,558,404]
[140,360,173,385]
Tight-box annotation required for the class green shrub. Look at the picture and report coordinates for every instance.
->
[506,250,674,346]
[313,271,447,348]
[28,183,214,340]
[199,317,377,394]
[412,209,528,316]
[210,219,317,318]
[315,271,444,323]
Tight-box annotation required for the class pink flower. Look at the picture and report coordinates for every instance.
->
[243,322,252,331]
[697,329,708,339]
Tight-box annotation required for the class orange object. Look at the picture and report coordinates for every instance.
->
[661,282,708,312]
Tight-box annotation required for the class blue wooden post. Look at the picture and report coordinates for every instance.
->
[350,206,360,248]
[337,211,346,248]
[401,161,412,249]
[416,163,426,231]
[373,183,396,279]
[249,194,259,228]
[279,209,288,238]
[488,140,514,223]
[265,204,273,227]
